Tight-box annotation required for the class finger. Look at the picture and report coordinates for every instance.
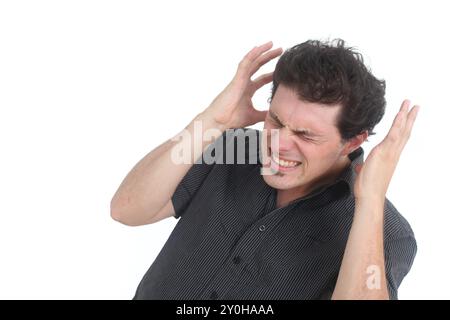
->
[248,47,283,76]
[250,72,274,94]
[400,99,410,112]
[386,99,411,142]
[397,99,411,128]
[247,41,274,61]
[403,105,420,141]
[237,41,274,76]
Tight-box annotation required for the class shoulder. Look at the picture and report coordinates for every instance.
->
[344,196,415,243]
[383,198,416,242]
[382,198,417,299]
[212,127,262,165]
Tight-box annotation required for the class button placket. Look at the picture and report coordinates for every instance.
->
[199,208,290,300]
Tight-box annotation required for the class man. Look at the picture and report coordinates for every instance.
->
[110,39,419,299]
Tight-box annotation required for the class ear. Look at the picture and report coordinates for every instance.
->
[340,130,368,157]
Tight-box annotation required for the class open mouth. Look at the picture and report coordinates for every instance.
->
[269,148,302,171]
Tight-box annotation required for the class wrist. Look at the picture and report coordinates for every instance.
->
[354,196,385,212]
[195,111,228,132]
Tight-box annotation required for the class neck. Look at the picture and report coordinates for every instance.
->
[276,156,351,208]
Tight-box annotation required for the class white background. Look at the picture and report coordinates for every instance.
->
[0,0,448,299]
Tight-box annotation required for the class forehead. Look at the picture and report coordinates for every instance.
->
[270,85,342,135]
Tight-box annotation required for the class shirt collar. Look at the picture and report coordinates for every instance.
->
[334,146,364,196]
[258,146,365,209]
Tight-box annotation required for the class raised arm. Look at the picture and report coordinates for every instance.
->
[110,41,282,226]
[332,100,420,299]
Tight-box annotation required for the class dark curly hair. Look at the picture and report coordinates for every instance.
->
[269,39,386,141]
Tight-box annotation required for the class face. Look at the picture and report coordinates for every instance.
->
[262,84,352,196]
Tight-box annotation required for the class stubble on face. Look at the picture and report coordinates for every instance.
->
[261,85,350,201]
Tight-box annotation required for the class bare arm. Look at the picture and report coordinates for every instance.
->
[110,114,222,226]
[332,198,389,299]
[332,100,419,299]
[110,41,283,226]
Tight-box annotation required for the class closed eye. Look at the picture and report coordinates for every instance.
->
[268,110,321,143]
[295,132,319,143]
[298,133,314,141]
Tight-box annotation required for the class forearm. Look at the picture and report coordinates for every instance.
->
[110,42,282,225]
[110,112,224,225]
[331,198,389,300]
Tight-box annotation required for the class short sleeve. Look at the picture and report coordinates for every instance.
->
[171,130,228,219]
[171,161,215,219]
[384,235,417,299]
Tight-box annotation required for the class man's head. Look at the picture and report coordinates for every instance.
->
[262,39,386,196]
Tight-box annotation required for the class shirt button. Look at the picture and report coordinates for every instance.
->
[232,256,241,264]
[259,225,266,232]
[210,291,218,300]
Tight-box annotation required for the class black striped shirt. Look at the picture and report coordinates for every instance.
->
[133,128,417,300]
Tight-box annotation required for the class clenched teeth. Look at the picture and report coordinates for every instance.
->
[272,154,301,167]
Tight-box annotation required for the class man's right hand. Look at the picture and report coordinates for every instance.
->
[201,41,283,130]
[111,41,283,226]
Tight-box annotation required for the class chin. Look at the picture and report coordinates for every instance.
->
[262,173,304,190]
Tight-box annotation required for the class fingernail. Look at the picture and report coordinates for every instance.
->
[401,100,410,111]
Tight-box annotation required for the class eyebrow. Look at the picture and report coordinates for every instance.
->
[269,110,322,137]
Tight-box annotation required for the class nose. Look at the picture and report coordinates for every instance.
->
[272,127,296,154]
